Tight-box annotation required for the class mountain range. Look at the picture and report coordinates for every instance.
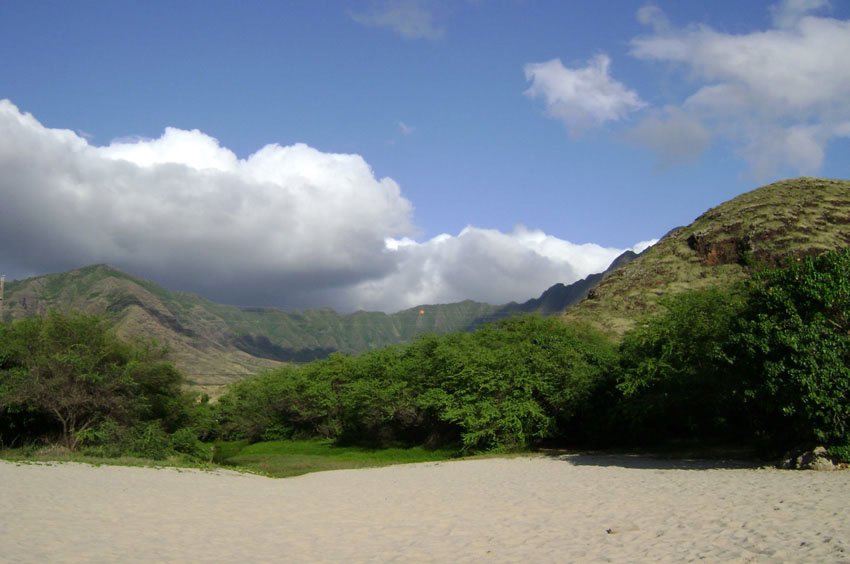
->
[1,253,629,391]
[3,177,849,393]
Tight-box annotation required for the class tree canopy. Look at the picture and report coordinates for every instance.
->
[0,311,196,453]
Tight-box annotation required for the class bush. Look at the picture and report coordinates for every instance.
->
[616,287,746,443]
[0,311,195,451]
[828,444,850,464]
[213,315,616,453]
[730,249,850,446]
[130,422,173,460]
[77,420,134,458]
[170,427,212,461]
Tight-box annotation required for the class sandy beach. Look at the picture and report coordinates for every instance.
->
[2,456,848,563]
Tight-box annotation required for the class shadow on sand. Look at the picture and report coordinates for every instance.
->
[540,451,766,471]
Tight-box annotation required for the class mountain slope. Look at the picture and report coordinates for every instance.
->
[563,177,850,336]
[468,250,639,327]
[1,255,629,389]
[10,177,840,386]
[1,265,502,387]
[2,265,282,387]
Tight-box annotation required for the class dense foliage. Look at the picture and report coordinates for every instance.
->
[616,248,850,452]
[216,316,616,452]
[616,287,748,443]
[730,249,850,446]
[0,312,209,459]
[4,248,849,463]
[215,248,850,456]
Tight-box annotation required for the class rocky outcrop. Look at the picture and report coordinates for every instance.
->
[780,446,836,471]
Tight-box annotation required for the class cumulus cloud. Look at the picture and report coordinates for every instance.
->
[623,106,712,166]
[629,2,850,177]
[0,99,412,308]
[341,226,646,312]
[524,55,646,135]
[0,100,646,312]
[350,0,445,40]
[770,0,830,29]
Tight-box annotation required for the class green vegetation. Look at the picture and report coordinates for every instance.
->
[215,316,615,453]
[616,287,748,443]
[3,178,850,473]
[0,312,211,461]
[730,249,850,446]
[212,247,850,462]
[2,265,504,387]
[3,250,849,473]
[613,248,850,453]
[214,439,456,478]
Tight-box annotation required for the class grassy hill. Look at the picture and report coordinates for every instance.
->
[564,177,850,336]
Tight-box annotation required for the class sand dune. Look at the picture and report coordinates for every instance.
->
[2,456,849,562]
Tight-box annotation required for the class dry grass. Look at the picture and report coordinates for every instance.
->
[564,177,850,338]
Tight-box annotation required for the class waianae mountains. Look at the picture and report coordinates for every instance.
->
[3,177,850,394]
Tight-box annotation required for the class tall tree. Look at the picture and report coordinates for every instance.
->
[732,248,850,446]
[0,312,185,450]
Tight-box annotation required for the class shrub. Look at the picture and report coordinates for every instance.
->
[730,248,850,446]
[170,427,212,461]
[0,311,194,450]
[130,422,173,460]
[616,286,746,443]
[828,444,850,464]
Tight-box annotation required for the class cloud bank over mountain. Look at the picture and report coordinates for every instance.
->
[0,100,647,312]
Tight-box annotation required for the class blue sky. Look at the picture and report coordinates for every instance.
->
[1,0,849,311]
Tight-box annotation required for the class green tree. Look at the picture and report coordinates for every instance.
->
[731,249,850,446]
[616,287,746,442]
[0,311,191,450]
[418,316,616,452]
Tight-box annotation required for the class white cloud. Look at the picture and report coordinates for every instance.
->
[0,99,413,307]
[770,0,830,29]
[524,55,646,135]
[350,0,444,40]
[398,121,415,135]
[343,226,637,312]
[631,239,658,254]
[741,124,827,178]
[636,4,670,33]
[0,100,644,312]
[629,3,850,177]
[100,128,239,171]
[623,106,712,166]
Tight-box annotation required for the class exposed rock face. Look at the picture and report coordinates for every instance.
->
[686,232,752,266]
[781,446,836,471]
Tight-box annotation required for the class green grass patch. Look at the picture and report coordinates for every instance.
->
[214,439,458,478]
[0,445,217,472]
[1,440,514,479]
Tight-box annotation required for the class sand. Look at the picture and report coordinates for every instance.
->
[2,455,849,563]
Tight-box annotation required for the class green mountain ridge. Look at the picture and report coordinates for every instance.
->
[2,257,624,391]
[1,266,508,389]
